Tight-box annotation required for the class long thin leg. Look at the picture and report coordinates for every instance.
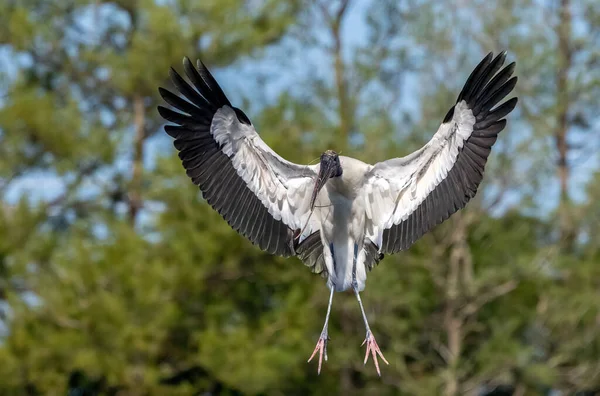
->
[354,287,389,376]
[351,243,388,376]
[354,287,371,333]
[308,287,335,374]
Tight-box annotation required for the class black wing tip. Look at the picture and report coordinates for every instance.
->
[505,96,519,118]
[503,61,517,76]
[487,50,507,64]
[158,86,170,99]
[168,66,184,84]
[196,59,210,73]
[157,105,169,117]
[460,51,517,109]
[465,52,509,101]
[463,51,513,92]
[457,52,493,103]
[504,96,519,111]
[500,76,519,100]
[183,56,209,71]
[157,105,180,124]
[494,51,507,66]
[485,50,516,78]
[183,56,202,76]
[164,56,248,125]
[182,57,195,74]
[178,56,232,109]
[177,55,210,74]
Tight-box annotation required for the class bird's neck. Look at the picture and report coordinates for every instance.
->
[326,157,371,199]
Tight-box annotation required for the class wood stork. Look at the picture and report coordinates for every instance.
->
[158,51,518,376]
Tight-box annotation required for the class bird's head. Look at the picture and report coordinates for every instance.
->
[310,150,343,210]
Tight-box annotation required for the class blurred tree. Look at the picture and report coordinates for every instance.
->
[480,1,600,393]
[0,0,599,394]
[0,0,303,393]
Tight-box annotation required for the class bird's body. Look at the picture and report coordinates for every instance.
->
[316,156,372,292]
[158,51,518,376]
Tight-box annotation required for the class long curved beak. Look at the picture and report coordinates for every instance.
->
[310,160,337,211]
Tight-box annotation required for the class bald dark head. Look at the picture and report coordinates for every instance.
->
[320,150,342,178]
[310,150,343,210]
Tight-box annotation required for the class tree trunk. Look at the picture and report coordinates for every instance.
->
[556,0,573,249]
[129,94,145,225]
[513,382,526,396]
[333,20,351,150]
[325,0,352,152]
[444,214,470,396]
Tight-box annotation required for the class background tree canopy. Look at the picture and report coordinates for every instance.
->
[1,0,599,394]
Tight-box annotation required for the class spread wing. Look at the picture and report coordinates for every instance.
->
[158,58,320,257]
[362,51,518,254]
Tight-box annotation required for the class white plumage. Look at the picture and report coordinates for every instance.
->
[158,51,518,376]
[211,106,319,237]
[364,100,475,230]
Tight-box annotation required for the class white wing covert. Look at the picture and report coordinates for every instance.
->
[158,58,319,257]
[362,52,518,254]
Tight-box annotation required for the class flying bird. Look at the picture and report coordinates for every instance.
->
[158,51,518,376]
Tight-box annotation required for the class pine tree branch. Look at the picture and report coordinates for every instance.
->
[459,280,518,319]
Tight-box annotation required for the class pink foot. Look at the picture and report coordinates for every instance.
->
[361,330,389,376]
[308,332,329,374]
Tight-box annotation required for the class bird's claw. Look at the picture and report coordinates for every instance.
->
[362,330,388,376]
[308,332,329,374]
